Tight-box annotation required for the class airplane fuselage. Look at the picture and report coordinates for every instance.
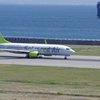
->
[0,43,75,56]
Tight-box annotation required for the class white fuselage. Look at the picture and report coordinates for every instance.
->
[0,43,75,56]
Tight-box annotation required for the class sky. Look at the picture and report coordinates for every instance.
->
[0,0,99,5]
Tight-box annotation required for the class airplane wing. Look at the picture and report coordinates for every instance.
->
[0,49,40,58]
[0,49,30,54]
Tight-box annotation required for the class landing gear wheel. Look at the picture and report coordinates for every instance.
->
[64,56,67,59]
[26,53,30,58]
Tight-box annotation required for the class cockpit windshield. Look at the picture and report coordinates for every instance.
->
[66,48,70,50]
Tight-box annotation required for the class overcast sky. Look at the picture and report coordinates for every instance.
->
[0,0,98,5]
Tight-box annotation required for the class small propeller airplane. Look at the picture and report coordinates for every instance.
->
[0,34,75,59]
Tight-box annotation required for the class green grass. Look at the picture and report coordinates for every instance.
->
[0,64,100,84]
[69,45,100,56]
[0,64,100,99]
[0,50,4,52]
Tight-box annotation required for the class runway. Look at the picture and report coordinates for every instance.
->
[0,52,100,68]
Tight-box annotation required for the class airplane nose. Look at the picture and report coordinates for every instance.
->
[70,49,75,54]
[72,49,75,53]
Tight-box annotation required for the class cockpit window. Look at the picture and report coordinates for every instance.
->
[66,48,69,50]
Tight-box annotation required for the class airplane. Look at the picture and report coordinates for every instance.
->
[0,34,75,59]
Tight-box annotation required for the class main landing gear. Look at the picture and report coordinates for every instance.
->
[64,56,67,59]
[26,53,30,58]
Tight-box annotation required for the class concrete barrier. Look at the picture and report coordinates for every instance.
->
[4,36,100,45]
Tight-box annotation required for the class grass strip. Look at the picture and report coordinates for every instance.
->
[0,64,100,98]
[0,64,100,85]
[0,90,99,98]
[69,45,100,56]
[2,80,100,87]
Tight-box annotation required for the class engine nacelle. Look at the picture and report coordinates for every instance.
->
[29,51,39,57]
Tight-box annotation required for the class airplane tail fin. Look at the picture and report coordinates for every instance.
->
[0,34,11,43]
[44,40,47,44]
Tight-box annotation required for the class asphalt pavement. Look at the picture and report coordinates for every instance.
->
[0,52,100,68]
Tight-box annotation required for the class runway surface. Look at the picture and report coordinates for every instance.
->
[0,52,100,68]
